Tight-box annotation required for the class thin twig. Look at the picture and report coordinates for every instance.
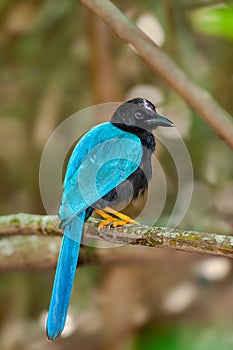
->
[80,0,233,149]
[0,213,233,271]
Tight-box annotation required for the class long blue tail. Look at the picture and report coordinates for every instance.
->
[46,212,85,340]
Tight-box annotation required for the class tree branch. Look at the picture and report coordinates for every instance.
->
[0,213,233,271]
[80,0,233,149]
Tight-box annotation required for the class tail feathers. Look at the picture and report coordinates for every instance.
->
[46,212,85,340]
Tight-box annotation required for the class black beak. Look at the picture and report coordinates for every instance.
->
[149,112,174,127]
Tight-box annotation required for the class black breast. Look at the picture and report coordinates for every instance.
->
[126,127,155,199]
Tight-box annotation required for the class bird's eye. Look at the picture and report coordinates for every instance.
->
[135,111,144,119]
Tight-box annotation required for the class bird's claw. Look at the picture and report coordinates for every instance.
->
[95,207,138,228]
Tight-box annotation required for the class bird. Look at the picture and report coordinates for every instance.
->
[46,97,174,340]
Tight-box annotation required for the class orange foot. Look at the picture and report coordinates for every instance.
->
[95,206,138,228]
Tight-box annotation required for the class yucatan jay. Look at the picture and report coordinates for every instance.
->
[46,97,174,340]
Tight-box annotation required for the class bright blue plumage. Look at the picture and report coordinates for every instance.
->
[46,122,142,340]
[46,212,85,340]
[59,123,142,227]
[46,98,174,340]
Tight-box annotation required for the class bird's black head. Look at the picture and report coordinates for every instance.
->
[111,97,174,132]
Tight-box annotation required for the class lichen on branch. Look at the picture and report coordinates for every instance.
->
[0,213,233,272]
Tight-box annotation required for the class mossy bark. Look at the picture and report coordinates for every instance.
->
[0,213,233,271]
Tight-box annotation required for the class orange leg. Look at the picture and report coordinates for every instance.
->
[95,207,138,228]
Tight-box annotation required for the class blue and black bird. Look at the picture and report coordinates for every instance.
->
[46,97,174,340]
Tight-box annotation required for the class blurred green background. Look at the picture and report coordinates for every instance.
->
[0,1,233,349]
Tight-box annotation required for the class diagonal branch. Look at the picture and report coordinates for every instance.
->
[80,0,233,149]
[0,213,233,272]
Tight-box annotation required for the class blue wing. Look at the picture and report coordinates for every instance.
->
[47,122,142,340]
[59,122,143,228]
